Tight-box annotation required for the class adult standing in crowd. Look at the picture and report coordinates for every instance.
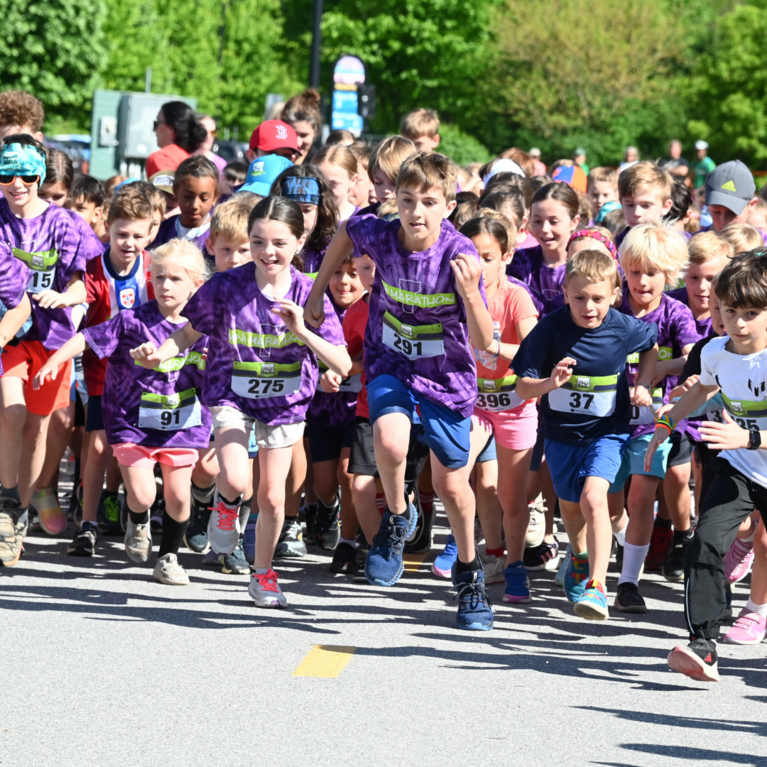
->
[659,139,690,180]
[146,101,208,177]
[281,89,323,165]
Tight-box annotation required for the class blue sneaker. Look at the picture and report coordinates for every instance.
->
[365,505,417,586]
[244,513,258,565]
[502,561,531,603]
[432,534,458,579]
[453,567,494,631]
[563,553,590,603]
[221,537,250,574]
[574,579,609,620]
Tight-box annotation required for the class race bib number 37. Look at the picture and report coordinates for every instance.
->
[549,374,619,417]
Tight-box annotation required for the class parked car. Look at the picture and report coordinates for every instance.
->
[214,140,248,164]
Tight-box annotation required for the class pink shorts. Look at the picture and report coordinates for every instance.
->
[472,403,538,451]
[112,443,199,469]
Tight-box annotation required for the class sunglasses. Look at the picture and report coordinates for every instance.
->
[153,119,167,130]
[0,175,39,186]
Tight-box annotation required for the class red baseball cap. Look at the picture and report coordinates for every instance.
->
[249,120,300,153]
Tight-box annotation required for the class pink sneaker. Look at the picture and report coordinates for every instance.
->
[723,609,766,645]
[724,537,755,584]
[33,487,67,535]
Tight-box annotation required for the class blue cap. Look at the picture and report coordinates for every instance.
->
[594,200,622,224]
[281,176,321,205]
[0,143,47,184]
[242,154,293,195]
[115,177,143,192]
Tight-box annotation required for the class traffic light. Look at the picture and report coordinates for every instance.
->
[357,85,376,120]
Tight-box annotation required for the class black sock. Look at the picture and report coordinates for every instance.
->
[159,513,189,557]
[128,510,150,525]
[239,496,253,527]
[73,457,81,488]
[455,555,480,574]
[191,481,215,504]
[219,492,242,507]
[0,485,20,503]
[675,527,693,541]
[655,517,672,528]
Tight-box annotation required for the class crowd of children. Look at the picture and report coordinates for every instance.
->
[3,89,767,683]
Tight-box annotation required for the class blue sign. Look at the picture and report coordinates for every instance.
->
[332,56,366,137]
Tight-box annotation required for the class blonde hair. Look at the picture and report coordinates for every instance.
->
[209,197,254,244]
[397,152,458,204]
[618,162,674,203]
[400,108,440,139]
[151,238,209,284]
[587,167,618,190]
[312,144,358,181]
[620,223,689,285]
[565,249,621,294]
[368,136,417,183]
[720,223,764,255]
[687,231,733,265]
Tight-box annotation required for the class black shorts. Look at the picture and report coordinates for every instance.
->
[86,395,104,433]
[74,388,85,428]
[668,431,693,468]
[306,421,356,464]
[348,416,429,480]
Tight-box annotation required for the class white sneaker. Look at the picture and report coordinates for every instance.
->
[124,518,152,563]
[248,569,287,608]
[207,496,241,555]
[525,494,547,548]
[480,552,506,584]
[153,553,190,585]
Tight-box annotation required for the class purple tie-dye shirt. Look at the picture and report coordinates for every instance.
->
[506,245,565,317]
[181,263,345,425]
[667,286,712,338]
[83,301,211,448]
[0,199,98,349]
[0,251,30,374]
[345,217,485,418]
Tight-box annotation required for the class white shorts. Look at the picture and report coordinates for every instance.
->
[210,406,305,450]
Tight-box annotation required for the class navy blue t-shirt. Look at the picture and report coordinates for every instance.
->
[513,306,658,445]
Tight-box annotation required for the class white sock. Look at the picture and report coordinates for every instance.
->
[742,519,759,544]
[618,542,649,585]
[613,524,627,548]
[746,598,767,616]
[340,537,359,548]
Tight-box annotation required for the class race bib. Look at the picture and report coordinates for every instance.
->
[549,374,619,417]
[138,387,202,431]
[315,364,363,394]
[627,345,673,365]
[476,375,523,412]
[231,360,302,399]
[13,248,59,295]
[382,311,444,359]
[722,395,767,432]
[629,387,663,425]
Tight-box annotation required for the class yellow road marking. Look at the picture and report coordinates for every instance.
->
[403,552,429,572]
[293,645,356,678]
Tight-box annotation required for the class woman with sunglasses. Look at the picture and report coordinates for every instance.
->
[194,114,227,176]
[146,101,207,178]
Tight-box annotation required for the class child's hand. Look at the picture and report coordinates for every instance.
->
[272,298,306,336]
[655,403,675,418]
[699,410,751,450]
[668,375,699,401]
[550,357,576,389]
[33,290,67,309]
[651,359,673,388]
[630,384,652,408]
[130,342,162,369]
[320,370,342,393]
[304,295,325,328]
[451,254,483,299]
[644,428,672,472]
[33,359,60,390]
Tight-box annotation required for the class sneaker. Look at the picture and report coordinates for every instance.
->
[303,503,317,545]
[67,521,98,557]
[614,581,647,613]
[100,493,123,536]
[153,553,190,585]
[723,609,767,645]
[248,569,287,608]
[184,492,212,553]
[276,517,307,558]
[365,505,417,587]
[202,548,220,567]
[645,521,673,571]
[724,536,755,584]
[67,484,83,523]
[432,534,458,579]
[555,543,571,586]
[524,539,560,571]
[124,517,152,564]
[313,499,341,551]
[562,553,589,603]
[663,530,692,583]
[352,548,369,582]
[33,487,67,535]
[574,579,609,620]
[221,537,250,574]
[502,561,532,603]
[668,638,720,682]
[0,497,25,566]
[404,500,434,554]
[525,495,546,548]
[453,567,494,631]
[329,541,358,574]
[244,513,257,564]
[479,552,506,584]
[207,498,241,555]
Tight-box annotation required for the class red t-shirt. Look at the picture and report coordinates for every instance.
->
[343,295,370,419]
[146,144,190,177]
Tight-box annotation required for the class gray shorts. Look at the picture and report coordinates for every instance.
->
[210,406,305,450]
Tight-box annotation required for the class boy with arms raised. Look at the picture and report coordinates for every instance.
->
[646,252,767,681]
[514,250,658,619]
[306,152,496,630]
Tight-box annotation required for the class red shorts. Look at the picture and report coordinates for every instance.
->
[2,340,71,416]
[112,443,199,469]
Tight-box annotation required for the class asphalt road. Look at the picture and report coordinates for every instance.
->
[2,508,766,767]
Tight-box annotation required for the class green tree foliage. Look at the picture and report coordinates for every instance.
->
[0,0,107,122]
[437,124,492,166]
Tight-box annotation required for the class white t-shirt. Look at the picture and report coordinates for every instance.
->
[700,336,767,488]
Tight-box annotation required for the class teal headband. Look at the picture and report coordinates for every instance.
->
[0,143,46,184]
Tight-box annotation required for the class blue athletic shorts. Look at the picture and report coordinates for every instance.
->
[477,434,497,463]
[545,434,629,503]
[609,432,673,491]
[367,374,471,468]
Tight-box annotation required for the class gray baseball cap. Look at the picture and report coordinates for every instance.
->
[705,160,755,215]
